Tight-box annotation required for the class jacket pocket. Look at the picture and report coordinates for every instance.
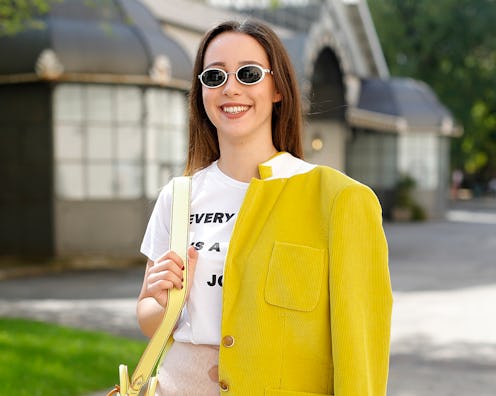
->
[266,388,332,396]
[265,241,325,312]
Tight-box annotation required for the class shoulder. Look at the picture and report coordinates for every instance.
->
[262,152,361,190]
[191,162,215,183]
[300,164,372,196]
[313,165,358,186]
[260,153,380,207]
[303,166,382,213]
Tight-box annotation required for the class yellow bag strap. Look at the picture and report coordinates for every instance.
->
[127,176,191,395]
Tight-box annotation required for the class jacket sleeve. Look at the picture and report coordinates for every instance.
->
[328,183,393,396]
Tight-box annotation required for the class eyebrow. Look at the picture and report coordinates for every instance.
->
[203,60,265,69]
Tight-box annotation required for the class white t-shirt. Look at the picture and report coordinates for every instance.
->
[140,161,248,345]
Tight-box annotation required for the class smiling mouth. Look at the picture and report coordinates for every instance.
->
[222,105,250,114]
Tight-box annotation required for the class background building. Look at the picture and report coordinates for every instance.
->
[0,0,192,258]
[0,0,459,260]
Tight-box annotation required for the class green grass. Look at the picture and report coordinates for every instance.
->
[0,318,147,396]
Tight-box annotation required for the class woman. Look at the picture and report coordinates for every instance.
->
[138,19,392,396]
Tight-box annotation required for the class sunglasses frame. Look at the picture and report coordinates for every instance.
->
[198,64,273,88]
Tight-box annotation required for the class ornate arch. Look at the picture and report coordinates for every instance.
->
[302,8,356,112]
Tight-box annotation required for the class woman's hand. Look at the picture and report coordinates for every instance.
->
[145,246,199,308]
[137,246,198,337]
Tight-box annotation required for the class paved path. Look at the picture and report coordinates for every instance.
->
[1,199,495,395]
[0,267,146,339]
[385,200,496,396]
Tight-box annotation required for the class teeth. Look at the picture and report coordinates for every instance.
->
[222,105,249,114]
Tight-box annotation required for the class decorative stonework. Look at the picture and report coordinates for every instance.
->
[345,74,361,106]
[35,49,64,80]
[302,4,354,110]
[149,55,172,85]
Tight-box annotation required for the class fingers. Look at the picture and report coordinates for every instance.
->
[148,250,185,291]
[156,250,186,271]
[146,248,200,306]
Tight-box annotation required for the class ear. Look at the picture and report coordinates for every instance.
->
[272,90,282,103]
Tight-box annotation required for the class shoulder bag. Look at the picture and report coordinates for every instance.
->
[107,176,192,396]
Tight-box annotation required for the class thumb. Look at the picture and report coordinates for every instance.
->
[185,246,199,295]
[187,245,199,272]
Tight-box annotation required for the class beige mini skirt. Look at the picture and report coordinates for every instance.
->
[155,341,220,396]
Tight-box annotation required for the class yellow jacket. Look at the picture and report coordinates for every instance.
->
[218,153,392,395]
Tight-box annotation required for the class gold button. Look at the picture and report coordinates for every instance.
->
[222,335,235,347]
[219,380,229,392]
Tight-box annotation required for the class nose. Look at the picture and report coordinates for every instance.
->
[222,72,241,96]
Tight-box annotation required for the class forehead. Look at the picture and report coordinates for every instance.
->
[203,32,270,67]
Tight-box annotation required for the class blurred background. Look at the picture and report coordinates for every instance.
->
[0,1,495,395]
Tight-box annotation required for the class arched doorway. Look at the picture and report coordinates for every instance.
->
[305,47,348,170]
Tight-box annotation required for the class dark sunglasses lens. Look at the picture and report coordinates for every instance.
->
[238,66,263,84]
[202,69,226,87]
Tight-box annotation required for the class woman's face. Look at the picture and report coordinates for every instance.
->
[201,32,281,148]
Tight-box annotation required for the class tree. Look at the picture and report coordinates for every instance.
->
[0,0,66,36]
[368,0,496,189]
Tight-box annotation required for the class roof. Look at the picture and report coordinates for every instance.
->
[138,0,245,34]
[281,33,308,85]
[347,77,462,136]
[0,0,192,88]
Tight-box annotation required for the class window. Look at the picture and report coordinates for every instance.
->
[398,133,440,190]
[54,84,187,200]
[347,130,397,189]
[145,88,187,198]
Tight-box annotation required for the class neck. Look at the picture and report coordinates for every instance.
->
[217,143,278,182]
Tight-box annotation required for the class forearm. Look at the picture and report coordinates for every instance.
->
[136,249,196,338]
[136,296,166,338]
[136,259,169,338]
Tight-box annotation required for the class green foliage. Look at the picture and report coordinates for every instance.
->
[0,0,62,36]
[393,174,427,221]
[0,0,121,36]
[394,174,416,208]
[0,318,146,396]
[368,0,496,184]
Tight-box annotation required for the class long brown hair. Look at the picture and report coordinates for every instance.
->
[184,19,304,175]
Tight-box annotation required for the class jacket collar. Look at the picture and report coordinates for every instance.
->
[258,152,317,180]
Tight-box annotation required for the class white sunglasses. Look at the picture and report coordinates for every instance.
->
[198,64,273,88]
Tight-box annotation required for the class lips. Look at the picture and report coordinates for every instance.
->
[221,105,250,114]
